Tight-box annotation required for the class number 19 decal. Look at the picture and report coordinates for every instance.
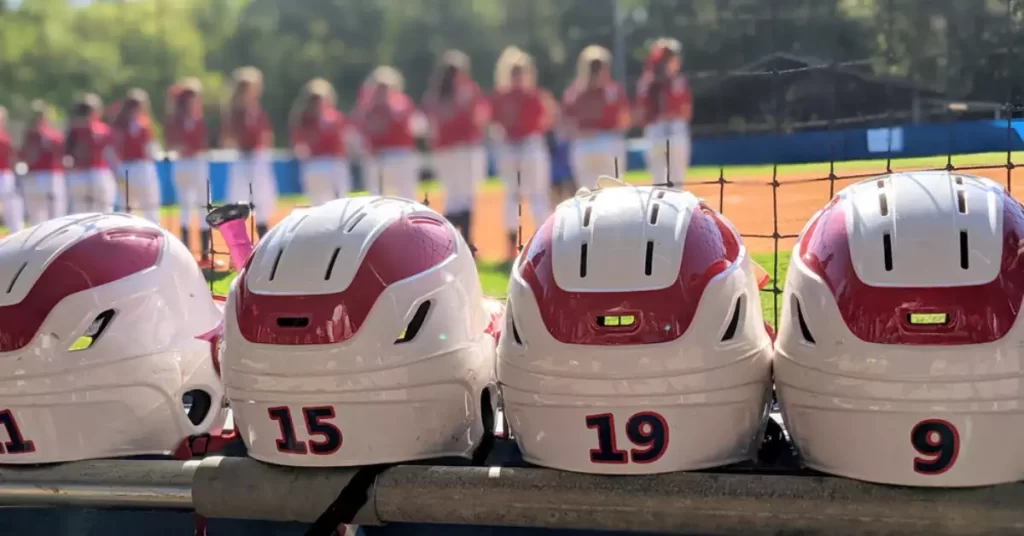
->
[0,409,36,454]
[586,412,669,464]
[268,406,342,455]
[911,419,959,475]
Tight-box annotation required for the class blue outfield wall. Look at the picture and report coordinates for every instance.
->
[155,119,1024,205]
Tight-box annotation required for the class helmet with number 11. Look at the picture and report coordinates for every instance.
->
[775,171,1024,487]
[0,213,225,464]
[498,177,774,475]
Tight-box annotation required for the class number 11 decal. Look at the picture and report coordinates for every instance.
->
[0,410,36,454]
[586,411,669,464]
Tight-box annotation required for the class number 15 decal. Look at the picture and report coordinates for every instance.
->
[911,419,959,475]
[586,412,669,464]
[268,406,342,455]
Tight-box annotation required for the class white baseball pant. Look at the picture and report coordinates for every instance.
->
[228,150,278,226]
[22,171,67,225]
[116,160,161,223]
[67,169,117,214]
[301,156,351,206]
[431,144,486,214]
[0,171,24,232]
[497,134,552,232]
[362,148,420,201]
[644,119,692,185]
[174,158,210,230]
[570,132,628,189]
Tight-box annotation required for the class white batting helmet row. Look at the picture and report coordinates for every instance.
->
[0,170,1020,490]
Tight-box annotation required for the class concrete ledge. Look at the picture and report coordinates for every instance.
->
[1,458,1022,534]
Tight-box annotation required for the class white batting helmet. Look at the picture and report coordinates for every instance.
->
[0,214,225,463]
[498,178,773,474]
[775,170,1024,487]
[222,196,500,467]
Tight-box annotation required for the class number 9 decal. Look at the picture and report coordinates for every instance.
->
[911,419,959,475]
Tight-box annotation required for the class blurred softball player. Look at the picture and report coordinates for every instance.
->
[65,93,117,214]
[636,38,693,185]
[0,106,24,232]
[562,45,631,188]
[290,78,351,206]
[490,46,557,260]
[351,66,421,201]
[422,49,490,244]
[19,100,67,225]
[109,89,162,223]
[165,77,213,263]
[220,66,277,239]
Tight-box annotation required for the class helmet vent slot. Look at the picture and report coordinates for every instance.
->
[795,299,816,344]
[346,212,367,233]
[5,261,27,294]
[269,249,284,281]
[721,296,743,342]
[583,205,593,227]
[276,316,310,328]
[511,316,523,346]
[644,241,654,276]
[882,233,893,271]
[579,243,589,277]
[656,190,666,199]
[649,202,661,225]
[956,189,967,214]
[959,231,970,269]
[878,193,889,216]
[324,247,341,280]
[68,309,116,351]
[954,174,964,185]
[395,300,432,344]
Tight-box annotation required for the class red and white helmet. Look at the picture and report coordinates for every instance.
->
[775,170,1024,487]
[498,178,773,474]
[0,213,225,464]
[222,196,500,467]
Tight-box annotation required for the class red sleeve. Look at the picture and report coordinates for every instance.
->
[141,123,153,144]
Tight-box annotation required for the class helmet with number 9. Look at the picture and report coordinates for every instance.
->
[0,213,225,464]
[498,178,773,475]
[775,171,1024,487]
[221,196,499,467]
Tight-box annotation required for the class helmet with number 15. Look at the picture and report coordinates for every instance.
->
[775,171,1024,487]
[498,177,773,475]
[221,196,500,467]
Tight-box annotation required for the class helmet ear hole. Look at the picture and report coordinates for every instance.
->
[183,389,212,426]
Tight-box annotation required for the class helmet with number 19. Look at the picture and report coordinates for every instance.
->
[221,196,500,467]
[775,171,1024,487]
[0,213,225,464]
[498,177,773,475]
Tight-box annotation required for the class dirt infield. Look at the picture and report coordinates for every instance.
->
[167,163,1024,263]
